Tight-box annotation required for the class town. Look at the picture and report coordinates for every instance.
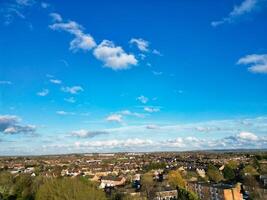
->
[0,150,267,200]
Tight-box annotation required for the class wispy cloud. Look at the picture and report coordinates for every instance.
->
[56,111,75,116]
[152,49,162,56]
[130,38,149,52]
[137,95,149,104]
[16,0,35,6]
[0,80,12,85]
[71,129,109,138]
[1,0,35,25]
[40,2,49,9]
[64,97,76,103]
[152,71,163,76]
[211,0,260,27]
[50,79,62,84]
[49,14,96,52]
[237,53,267,74]
[61,86,84,94]
[37,89,49,96]
[118,110,145,118]
[49,12,62,22]
[144,106,160,113]
[106,114,123,123]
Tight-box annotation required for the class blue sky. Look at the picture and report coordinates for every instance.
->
[0,0,267,155]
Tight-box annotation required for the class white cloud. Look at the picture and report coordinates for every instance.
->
[71,129,108,138]
[16,0,35,6]
[61,86,84,94]
[64,97,76,103]
[50,79,62,84]
[152,49,162,56]
[40,2,49,9]
[137,95,149,104]
[211,0,259,27]
[49,18,96,51]
[119,110,145,118]
[56,111,75,116]
[130,38,149,52]
[146,124,160,129]
[144,106,160,113]
[237,54,267,74]
[37,89,49,96]
[0,115,36,135]
[0,81,12,85]
[93,40,137,70]
[50,14,138,71]
[46,74,54,78]
[49,13,62,22]
[152,71,162,76]
[59,59,69,67]
[238,131,258,140]
[75,138,153,148]
[106,114,123,123]
[2,0,35,25]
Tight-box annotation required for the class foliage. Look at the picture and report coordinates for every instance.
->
[243,175,265,200]
[242,165,259,176]
[35,177,106,200]
[227,160,238,170]
[0,172,14,199]
[184,171,198,180]
[141,172,156,199]
[168,170,186,188]
[177,187,200,200]
[143,162,166,171]
[223,165,235,181]
[206,165,223,183]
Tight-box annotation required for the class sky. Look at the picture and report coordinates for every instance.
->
[0,0,267,155]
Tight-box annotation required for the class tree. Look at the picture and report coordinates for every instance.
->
[13,174,34,200]
[243,175,265,200]
[141,172,156,199]
[168,170,186,188]
[223,165,235,181]
[35,178,106,200]
[227,160,238,170]
[177,188,200,200]
[207,165,223,183]
[0,172,14,199]
[242,165,259,176]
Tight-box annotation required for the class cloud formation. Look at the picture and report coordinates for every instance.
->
[49,15,96,52]
[144,106,160,113]
[37,89,49,96]
[0,115,36,135]
[106,114,123,123]
[211,0,259,27]
[118,110,145,118]
[237,54,267,74]
[71,129,108,138]
[0,81,12,85]
[93,40,137,70]
[44,131,267,153]
[50,79,62,84]
[64,97,76,103]
[130,38,149,52]
[49,14,138,70]
[1,0,35,25]
[137,95,149,104]
[61,86,84,94]
[56,111,75,116]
